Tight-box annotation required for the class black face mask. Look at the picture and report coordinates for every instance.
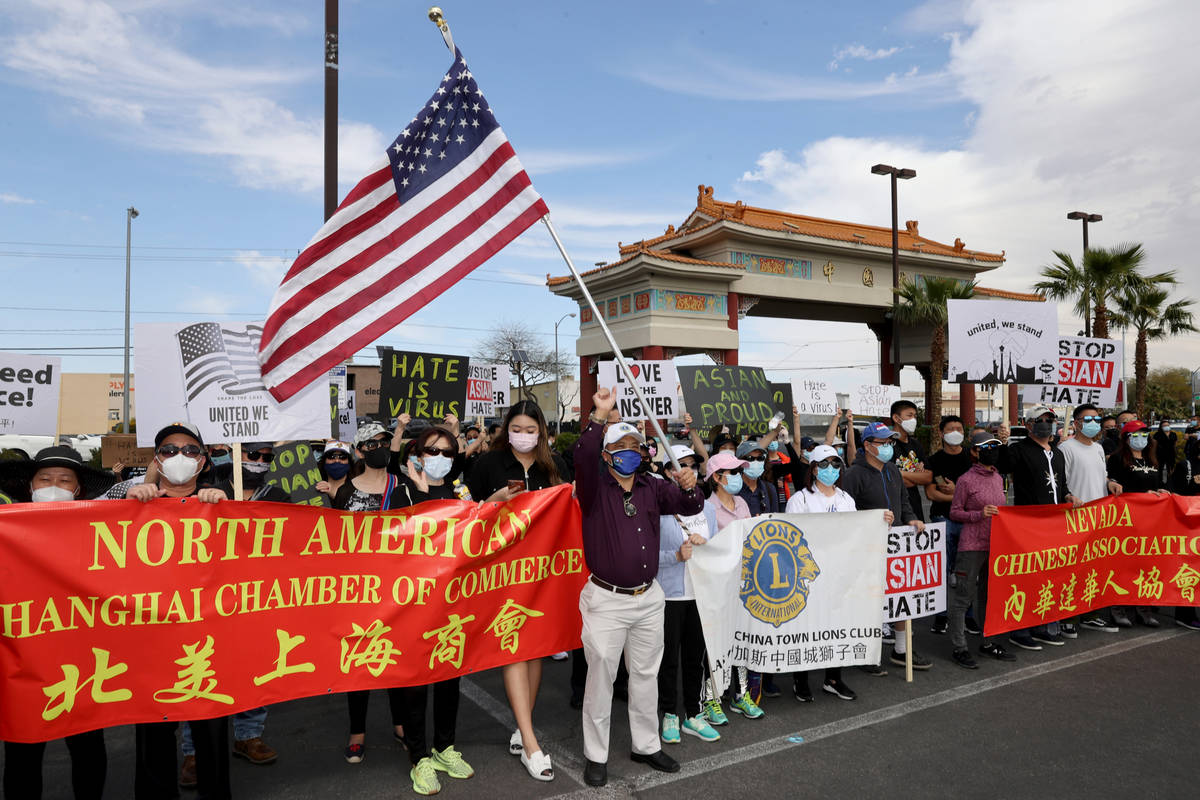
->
[978,449,1000,467]
[241,467,265,489]
[1032,421,1055,439]
[364,448,390,469]
[1104,428,1119,440]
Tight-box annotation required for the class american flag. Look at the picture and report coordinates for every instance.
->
[178,322,268,402]
[257,47,548,402]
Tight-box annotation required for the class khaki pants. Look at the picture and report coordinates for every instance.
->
[579,579,665,763]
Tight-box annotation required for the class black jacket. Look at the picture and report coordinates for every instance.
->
[842,450,916,523]
[1006,437,1069,506]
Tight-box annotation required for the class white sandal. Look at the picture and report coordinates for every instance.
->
[520,748,554,781]
[508,729,522,756]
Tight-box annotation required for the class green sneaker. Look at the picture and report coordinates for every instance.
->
[731,693,764,719]
[682,714,721,741]
[410,757,442,795]
[703,698,729,726]
[661,713,680,744]
[431,746,474,779]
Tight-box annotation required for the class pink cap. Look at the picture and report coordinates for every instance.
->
[705,450,749,479]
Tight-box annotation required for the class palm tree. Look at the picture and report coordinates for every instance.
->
[1034,251,1093,336]
[895,275,977,449]
[1110,275,1197,418]
[1034,243,1167,338]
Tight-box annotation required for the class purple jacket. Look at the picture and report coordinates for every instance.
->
[949,463,1006,552]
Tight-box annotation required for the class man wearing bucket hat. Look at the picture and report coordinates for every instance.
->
[574,388,703,787]
[0,444,117,502]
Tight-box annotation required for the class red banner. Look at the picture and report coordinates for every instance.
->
[984,493,1200,636]
[0,485,584,742]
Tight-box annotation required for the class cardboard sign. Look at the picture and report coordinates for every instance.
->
[337,391,357,441]
[597,360,679,421]
[329,385,339,438]
[676,365,775,436]
[851,383,901,418]
[948,299,1059,384]
[791,376,839,417]
[0,354,61,436]
[100,434,154,469]
[769,382,794,417]
[1021,336,1123,408]
[266,441,329,507]
[328,365,348,409]
[884,523,947,622]
[467,364,497,417]
[134,322,330,447]
[377,348,468,421]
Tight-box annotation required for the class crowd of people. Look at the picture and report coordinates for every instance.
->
[2,392,1198,798]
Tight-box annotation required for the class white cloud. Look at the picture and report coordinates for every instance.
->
[829,44,902,70]
[0,193,35,204]
[234,249,292,287]
[522,149,652,175]
[737,0,1200,375]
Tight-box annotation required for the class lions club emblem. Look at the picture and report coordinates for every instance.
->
[739,519,820,627]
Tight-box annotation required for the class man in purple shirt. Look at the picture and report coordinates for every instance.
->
[575,387,703,787]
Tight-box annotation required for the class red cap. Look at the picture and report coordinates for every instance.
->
[1121,420,1148,435]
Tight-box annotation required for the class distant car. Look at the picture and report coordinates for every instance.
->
[0,434,54,460]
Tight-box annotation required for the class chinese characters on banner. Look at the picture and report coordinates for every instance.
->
[983,494,1200,636]
[884,523,947,623]
[0,485,584,742]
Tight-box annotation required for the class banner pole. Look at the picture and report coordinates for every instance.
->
[905,624,914,683]
[541,215,681,472]
[232,442,243,499]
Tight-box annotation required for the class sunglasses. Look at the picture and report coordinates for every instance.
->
[721,468,744,477]
[323,452,350,462]
[814,458,842,469]
[743,454,767,462]
[1078,415,1103,423]
[622,491,637,518]
[422,445,456,457]
[357,439,387,452]
[157,444,203,458]
[209,449,230,457]
[678,461,697,471]
[245,451,275,463]
[977,443,1000,451]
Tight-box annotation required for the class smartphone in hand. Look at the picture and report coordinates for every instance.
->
[507,479,526,494]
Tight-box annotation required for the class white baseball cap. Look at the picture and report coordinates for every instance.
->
[603,422,645,448]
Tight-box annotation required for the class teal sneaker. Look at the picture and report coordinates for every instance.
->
[682,715,720,742]
[410,757,442,795]
[703,698,729,726]
[431,745,474,779]
[731,693,764,719]
[661,713,680,744]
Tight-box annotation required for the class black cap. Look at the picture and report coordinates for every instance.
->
[154,421,205,448]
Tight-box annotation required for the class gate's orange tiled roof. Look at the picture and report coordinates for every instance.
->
[545,246,744,287]
[974,286,1044,301]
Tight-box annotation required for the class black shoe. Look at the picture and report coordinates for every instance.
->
[1060,623,1079,639]
[952,648,978,670]
[979,642,1017,662]
[1136,609,1161,628]
[793,681,813,702]
[1031,631,1065,647]
[631,749,680,773]
[584,760,607,787]
[763,677,782,698]
[889,647,933,670]
[930,616,948,635]
[858,663,888,677]
[1008,632,1042,651]
[822,678,856,700]
[964,618,983,636]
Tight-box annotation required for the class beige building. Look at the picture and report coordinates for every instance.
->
[57,373,134,435]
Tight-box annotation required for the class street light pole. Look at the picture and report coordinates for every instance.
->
[1066,211,1101,337]
[122,206,139,434]
[871,164,916,387]
[324,0,339,222]
[553,312,576,433]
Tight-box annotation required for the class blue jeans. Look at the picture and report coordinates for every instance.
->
[181,707,267,755]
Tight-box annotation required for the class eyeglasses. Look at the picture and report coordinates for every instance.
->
[157,444,203,458]
[622,491,637,518]
[1078,415,1102,423]
[422,445,456,457]
[814,458,842,469]
[245,451,275,463]
[323,452,350,462]
[358,439,387,452]
[743,454,767,462]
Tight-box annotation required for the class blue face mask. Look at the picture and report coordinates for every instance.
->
[875,443,894,463]
[211,454,232,467]
[817,465,841,487]
[836,446,845,459]
[324,461,350,479]
[744,461,765,479]
[1081,421,1102,439]
[723,473,744,495]
[767,441,780,452]
[608,449,642,476]
[803,449,815,461]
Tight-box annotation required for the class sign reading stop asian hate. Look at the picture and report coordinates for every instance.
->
[266,441,329,507]
[676,365,775,436]
[983,494,1200,637]
[884,523,946,623]
[0,485,584,742]
[1021,336,1123,408]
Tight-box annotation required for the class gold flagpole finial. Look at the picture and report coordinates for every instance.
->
[428,7,447,31]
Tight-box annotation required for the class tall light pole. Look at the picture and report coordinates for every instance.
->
[554,312,576,432]
[324,0,338,222]
[1066,211,1102,337]
[871,164,916,386]
[122,206,139,433]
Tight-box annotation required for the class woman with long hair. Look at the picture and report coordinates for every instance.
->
[466,400,571,782]
[1106,420,1166,628]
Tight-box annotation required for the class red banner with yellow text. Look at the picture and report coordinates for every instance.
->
[0,485,584,742]
[984,493,1200,636]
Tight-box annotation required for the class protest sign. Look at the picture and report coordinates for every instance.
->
[884,523,947,622]
[134,323,329,447]
[491,364,512,409]
[266,441,329,507]
[792,376,839,417]
[850,383,901,418]
[466,364,497,417]
[1021,336,1123,408]
[329,385,340,438]
[337,391,357,441]
[690,511,886,686]
[0,484,584,742]
[948,299,1058,383]
[769,382,794,417]
[100,434,154,469]
[328,365,348,409]
[377,348,468,421]
[0,355,61,437]
[597,360,678,421]
[984,494,1200,636]
[676,365,775,436]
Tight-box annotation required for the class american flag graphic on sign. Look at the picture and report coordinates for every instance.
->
[177,323,268,402]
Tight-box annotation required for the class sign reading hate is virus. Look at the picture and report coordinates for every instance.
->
[376,348,468,421]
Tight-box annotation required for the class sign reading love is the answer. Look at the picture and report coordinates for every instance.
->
[597,360,679,421]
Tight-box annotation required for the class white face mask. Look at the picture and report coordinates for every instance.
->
[32,486,76,503]
[422,454,453,480]
[900,418,918,434]
[242,461,270,474]
[159,453,201,485]
[509,432,539,453]
[943,431,965,447]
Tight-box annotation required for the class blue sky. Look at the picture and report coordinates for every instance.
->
[2,0,1197,398]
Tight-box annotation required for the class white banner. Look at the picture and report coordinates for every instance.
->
[1020,336,1123,408]
[597,360,679,421]
[948,299,1059,384]
[134,322,329,447]
[851,383,900,418]
[0,354,61,436]
[792,375,840,416]
[884,523,947,623]
[690,511,886,684]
